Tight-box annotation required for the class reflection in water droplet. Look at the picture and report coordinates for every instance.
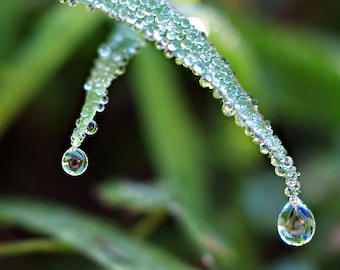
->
[277,199,315,246]
[61,148,88,176]
[86,120,98,135]
[221,101,235,117]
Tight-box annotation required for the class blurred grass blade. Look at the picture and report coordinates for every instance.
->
[238,19,340,88]
[0,196,198,270]
[235,18,340,122]
[130,47,210,226]
[130,46,235,268]
[0,5,105,136]
[97,179,175,213]
[0,0,26,57]
[0,239,73,257]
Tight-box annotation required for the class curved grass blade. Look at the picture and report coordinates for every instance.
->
[0,196,198,270]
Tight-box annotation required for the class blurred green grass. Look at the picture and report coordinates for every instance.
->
[0,0,339,269]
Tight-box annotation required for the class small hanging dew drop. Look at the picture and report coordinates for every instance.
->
[61,148,88,176]
[244,126,254,137]
[275,166,286,177]
[277,199,315,246]
[199,78,213,89]
[221,102,235,117]
[85,3,95,11]
[86,120,98,135]
[96,103,105,112]
[99,95,109,105]
[75,118,81,127]
[259,142,269,155]
[96,88,107,96]
[67,0,77,7]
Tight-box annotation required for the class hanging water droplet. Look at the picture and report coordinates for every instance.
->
[96,87,107,96]
[86,120,98,135]
[115,65,126,76]
[96,104,105,112]
[275,166,286,177]
[99,95,109,105]
[259,143,269,155]
[277,199,315,246]
[85,3,95,11]
[244,126,254,137]
[67,0,77,6]
[199,78,213,89]
[61,148,88,176]
[83,83,92,91]
[221,102,235,117]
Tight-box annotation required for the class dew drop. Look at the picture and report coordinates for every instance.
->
[115,65,126,76]
[99,95,109,105]
[96,88,107,96]
[259,143,269,155]
[221,102,235,117]
[199,78,213,89]
[62,148,88,176]
[75,118,81,127]
[275,166,286,177]
[244,126,254,137]
[99,46,112,58]
[85,4,95,11]
[68,0,77,6]
[193,62,204,75]
[277,199,315,246]
[96,104,105,112]
[164,50,174,59]
[86,120,98,135]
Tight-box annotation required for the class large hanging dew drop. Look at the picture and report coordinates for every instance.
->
[277,199,315,246]
[61,148,88,176]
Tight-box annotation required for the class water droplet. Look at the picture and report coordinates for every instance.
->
[244,126,253,137]
[85,4,95,11]
[277,199,315,246]
[275,165,286,177]
[67,0,77,6]
[251,99,259,110]
[99,46,112,58]
[96,88,107,96]
[84,83,92,91]
[234,114,246,127]
[62,148,88,176]
[221,102,235,117]
[199,78,213,89]
[259,143,269,154]
[99,96,109,105]
[96,104,105,112]
[193,62,204,75]
[282,156,293,167]
[164,50,174,59]
[115,65,126,76]
[86,120,98,135]
[75,118,81,127]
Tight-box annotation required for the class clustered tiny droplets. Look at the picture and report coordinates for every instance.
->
[60,0,301,204]
[69,23,144,149]
[59,0,317,247]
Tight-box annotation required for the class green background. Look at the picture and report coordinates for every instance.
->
[0,0,339,269]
